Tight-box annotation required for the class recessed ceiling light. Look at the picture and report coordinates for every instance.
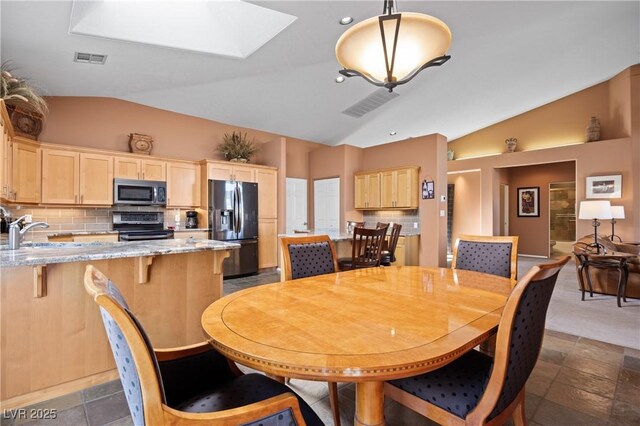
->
[335,76,345,83]
[339,16,354,25]
[389,131,397,136]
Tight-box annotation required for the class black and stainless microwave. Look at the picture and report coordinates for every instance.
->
[113,179,167,206]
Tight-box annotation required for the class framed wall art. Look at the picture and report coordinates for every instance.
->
[422,180,435,199]
[586,175,622,199]
[517,187,539,217]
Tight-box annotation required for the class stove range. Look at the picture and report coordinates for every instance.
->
[113,211,174,242]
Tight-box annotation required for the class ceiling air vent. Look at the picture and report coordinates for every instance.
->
[341,89,399,118]
[74,52,108,65]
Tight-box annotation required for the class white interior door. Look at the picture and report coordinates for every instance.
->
[286,178,308,233]
[314,178,340,231]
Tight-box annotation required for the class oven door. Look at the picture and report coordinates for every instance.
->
[119,231,174,241]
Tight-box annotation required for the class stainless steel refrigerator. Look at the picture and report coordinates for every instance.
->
[208,179,259,278]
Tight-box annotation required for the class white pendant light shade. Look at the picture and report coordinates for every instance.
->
[336,3,451,92]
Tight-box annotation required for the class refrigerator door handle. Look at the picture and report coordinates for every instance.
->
[237,184,243,232]
[234,184,241,234]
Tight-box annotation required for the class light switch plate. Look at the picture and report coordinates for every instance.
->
[440,195,446,202]
[440,210,445,217]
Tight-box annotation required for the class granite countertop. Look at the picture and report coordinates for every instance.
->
[281,229,421,242]
[47,228,210,238]
[47,230,119,237]
[1,238,239,268]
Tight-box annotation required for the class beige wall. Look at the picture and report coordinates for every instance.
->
[506,161,575,256]
[285,138,325,179]
[40,97,315,163]
[447,171,482,246]
[448,70,631,159]
[448,65,640,250]
[362,134,448,267]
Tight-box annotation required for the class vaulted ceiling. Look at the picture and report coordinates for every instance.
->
[1,1,638,147]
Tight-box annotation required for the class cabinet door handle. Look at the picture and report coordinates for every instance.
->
[142,172,145,180]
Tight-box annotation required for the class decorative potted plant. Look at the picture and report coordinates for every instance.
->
[1,64,48,140]
[217,131,258,162]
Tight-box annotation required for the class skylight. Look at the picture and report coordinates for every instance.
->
[69,0,297,59]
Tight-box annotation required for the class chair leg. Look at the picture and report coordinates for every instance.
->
[328,381,340,426]
[512,394,526,426]
[479,335,497,357]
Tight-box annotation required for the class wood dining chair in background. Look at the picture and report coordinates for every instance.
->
[385,256,571,426]
[83,265,323,426]
[337,225,389,271]
[380,223,402,266]
[452,234,519,356]
[452,234,519,282]
[279,234,341,425]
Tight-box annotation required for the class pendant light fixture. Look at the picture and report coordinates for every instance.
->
[335,0,451,92]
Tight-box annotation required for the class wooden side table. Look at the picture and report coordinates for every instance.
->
[573,251,634,307]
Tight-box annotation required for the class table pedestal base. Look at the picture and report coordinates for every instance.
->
[355,381,385,426]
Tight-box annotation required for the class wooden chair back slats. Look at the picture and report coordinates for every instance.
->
[351,225,389,269]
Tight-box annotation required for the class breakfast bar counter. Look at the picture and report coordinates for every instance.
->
[1,239,238,409]
[1,238,238,267]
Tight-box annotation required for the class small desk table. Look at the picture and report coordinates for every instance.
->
[201,266,512,426]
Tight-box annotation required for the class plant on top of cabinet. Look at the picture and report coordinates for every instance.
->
[1,65,48,140]
[217,131,258,163]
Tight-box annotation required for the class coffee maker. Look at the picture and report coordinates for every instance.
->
[185,211,198,229]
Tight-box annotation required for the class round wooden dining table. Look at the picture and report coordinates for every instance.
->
[201,266,512,426]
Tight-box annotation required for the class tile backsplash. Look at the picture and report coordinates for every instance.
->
[2,205,192,242]
[363,210,420,232]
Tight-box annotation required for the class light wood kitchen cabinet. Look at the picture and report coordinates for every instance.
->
[1,107,13,202]
[380,167,418,208]
[80,153,113,205]
[258,218,278,268]
[114,156,166,181]
[208,162,254,182]
[354,172,380,209]
[175,230,209,239]
[12,139,41,203]
[42,149,113,205]
[255,168,278,219]
[41,148,79,204]
[167,161,200,207]
[393,235,419,266]
[356,166,418,210]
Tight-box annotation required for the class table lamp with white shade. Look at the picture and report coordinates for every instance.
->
[578,200,612,253]
[609,206,625,242]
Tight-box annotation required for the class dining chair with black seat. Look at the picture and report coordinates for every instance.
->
[380,223,402,266]
[84,265,324,426]
[384,255,571,426]
[452,234,519,283]
[337,225,389,271]
[452,234,519,356]
[279,234,341,426]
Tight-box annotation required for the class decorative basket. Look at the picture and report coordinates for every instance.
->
[129,133,154,155]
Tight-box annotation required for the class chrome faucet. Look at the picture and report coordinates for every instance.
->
[8,215,50,250]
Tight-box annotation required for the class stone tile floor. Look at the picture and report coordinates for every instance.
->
[2,268,639,426]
